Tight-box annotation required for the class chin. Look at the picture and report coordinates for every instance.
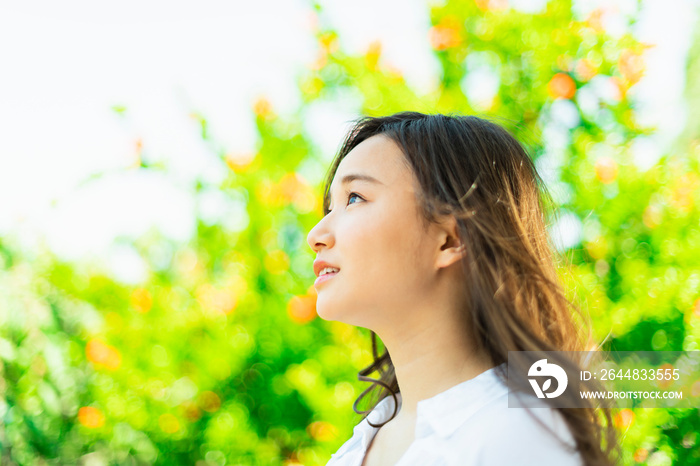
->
[314,298,338,322]
[315,298,353,324]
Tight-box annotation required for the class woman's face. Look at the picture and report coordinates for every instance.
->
[306,135,443,330]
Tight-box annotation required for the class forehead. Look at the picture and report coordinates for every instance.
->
[332,135,411,188]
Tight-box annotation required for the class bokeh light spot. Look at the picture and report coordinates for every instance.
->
[78,406,105,428]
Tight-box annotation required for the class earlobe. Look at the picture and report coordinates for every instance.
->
[433,214,466,268]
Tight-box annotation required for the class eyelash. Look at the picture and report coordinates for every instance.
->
[347,192,363,205]
[326,191,363,215]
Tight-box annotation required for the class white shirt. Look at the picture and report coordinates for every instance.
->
[326,364,582,466]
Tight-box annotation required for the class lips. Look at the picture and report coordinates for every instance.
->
[313,260,340,278]
[313,260,340,288]
[314,270,338,287]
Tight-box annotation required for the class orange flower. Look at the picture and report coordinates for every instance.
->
[586,8,605,32]
[547,73,577,99]
[195,283,238,315]
[274,173,317,213]
[657,363,674,389]
[642,204,662,229]
[428,17,462,51]
[278,173,303,202]
[594,157,618,184]
[85,339,122,370]
[253,96,275,119]
[365,40,382,71]
[78,406,105,428]
[293,187,319,214]
[614,409,635,429]
[225,152,256,172]
[609,77,626,101]
[575,59,598,82]
[307,421,338,441]
[694,297,700,319]
[288,295,317,324]
[619,49,645,84]
[633,448,648,463]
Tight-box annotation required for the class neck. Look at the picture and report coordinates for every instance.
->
[377,320,493,421]
[367,268,493,423]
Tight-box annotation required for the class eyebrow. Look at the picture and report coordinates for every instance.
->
[338,173,385,186]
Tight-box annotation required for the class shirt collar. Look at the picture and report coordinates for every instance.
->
[414,363,508,439]
[355,363,508,442]
[352,392,401,451]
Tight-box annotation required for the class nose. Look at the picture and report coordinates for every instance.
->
[307,216,334,253]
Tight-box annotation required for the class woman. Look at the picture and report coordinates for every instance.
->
[306,112,617,465]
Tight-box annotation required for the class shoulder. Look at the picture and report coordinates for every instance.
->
[450,393,582,466]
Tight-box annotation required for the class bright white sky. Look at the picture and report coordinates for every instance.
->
[0,0,697,283]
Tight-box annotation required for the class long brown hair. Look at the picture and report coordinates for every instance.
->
[321,111,618,465]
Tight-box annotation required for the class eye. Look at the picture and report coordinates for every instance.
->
[325,191,364,216]
[347,192,363,206]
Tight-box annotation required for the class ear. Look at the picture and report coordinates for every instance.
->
[433,214,466,269]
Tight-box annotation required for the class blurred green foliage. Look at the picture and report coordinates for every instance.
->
[1,0,699,465]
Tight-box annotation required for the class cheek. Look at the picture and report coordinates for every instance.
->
[346,210,427,292]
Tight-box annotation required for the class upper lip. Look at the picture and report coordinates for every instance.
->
[314,260,340,278]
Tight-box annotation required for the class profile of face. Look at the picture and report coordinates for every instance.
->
[306,135,461,331]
